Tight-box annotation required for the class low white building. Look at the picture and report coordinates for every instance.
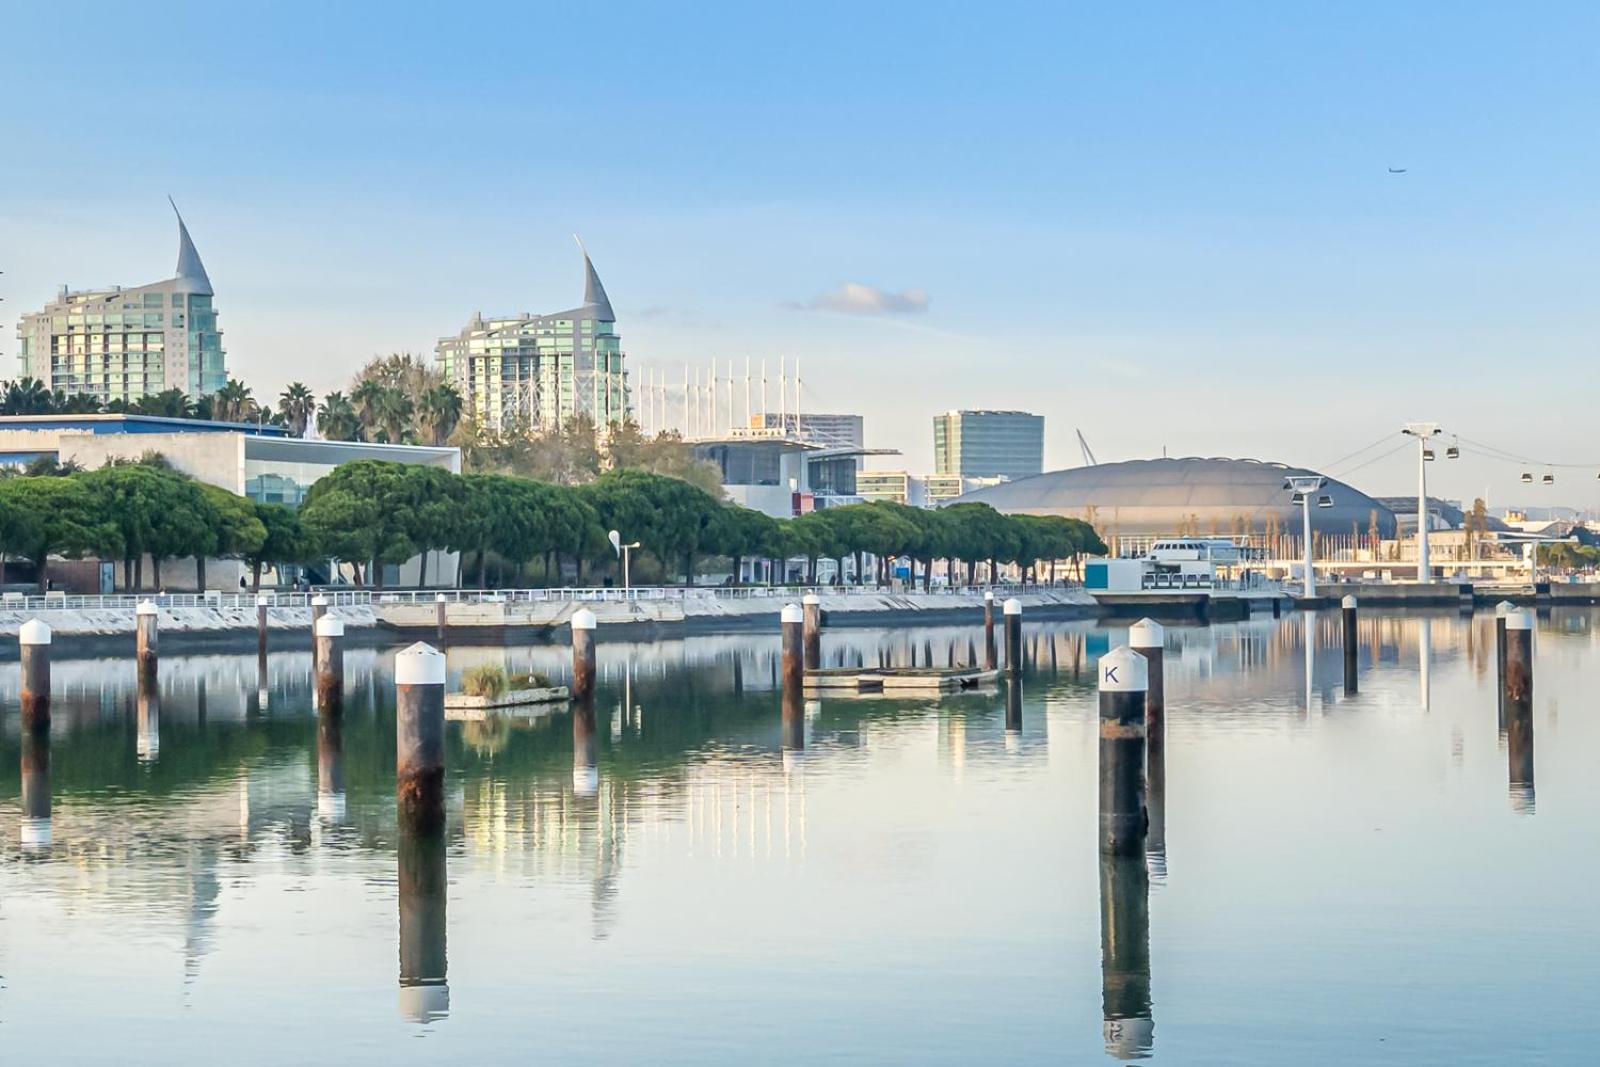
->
[0,414,459,591]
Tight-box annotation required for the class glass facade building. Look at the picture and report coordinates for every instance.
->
[436,248,627,433]
[932,409,1044,481]
[15,209,226,403]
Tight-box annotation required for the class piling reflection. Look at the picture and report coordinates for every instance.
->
[781,689,805,760]
[1099,854,1154,1060]
[397,827,449,1023]
[20,717,51,850]
[1005,678,1022,734]
[316,710,346,822]
[1507,703,1535,813]
[136,686,160,764]
[573,700,599,797]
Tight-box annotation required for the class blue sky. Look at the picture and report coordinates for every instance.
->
[3,2,1598,507]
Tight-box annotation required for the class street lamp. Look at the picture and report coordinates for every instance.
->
[1284,475,1328,598]
[608,529,641,592]
[1402,422,1444,582]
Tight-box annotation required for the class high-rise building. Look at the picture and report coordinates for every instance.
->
[436,246,626,433]
[933,409,1044,481]
[15,205,226,403]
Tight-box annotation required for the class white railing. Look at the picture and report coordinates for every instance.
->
[0,582,1077,613]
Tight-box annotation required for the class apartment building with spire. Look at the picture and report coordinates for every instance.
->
[15,202,227,403]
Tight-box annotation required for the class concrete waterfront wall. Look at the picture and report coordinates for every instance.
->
[376,587,1097,635]
[0,604,378,640]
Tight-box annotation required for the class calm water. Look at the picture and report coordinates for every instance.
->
[0,609,1596,1064]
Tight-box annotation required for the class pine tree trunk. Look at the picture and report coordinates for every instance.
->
[252,561,263,591]
[197,556,206,592]
[479,549,489,588]
[419,550,429,589]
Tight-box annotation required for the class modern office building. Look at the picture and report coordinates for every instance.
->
[858,469,917,506]
[15,205,227,403]
[933,409,1044,481]
[0,414,460,590]
[436,245,627,433]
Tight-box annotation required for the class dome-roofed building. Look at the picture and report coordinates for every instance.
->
[953,456,1396,541]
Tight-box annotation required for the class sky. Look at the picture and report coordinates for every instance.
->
[3,1,1599,510]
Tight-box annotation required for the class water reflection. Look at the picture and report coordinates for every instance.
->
[397,826,449,1023]
[20,715,49,850]
[1099,854,1153,1060]
[0,609,1590,1063]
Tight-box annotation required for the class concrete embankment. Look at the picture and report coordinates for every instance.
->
[0,604,382,659]
[376,587,1101,639]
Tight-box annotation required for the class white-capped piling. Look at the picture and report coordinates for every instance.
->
[570,608,597,707]
[1504,609,1535,809]
[310,593,329,671]
[983,590,997,670]
[802,592,822,672]
[1003,598,1023,676]
[1098,646,1149,856]
[20,619,51,730]
[395,642,446,832]
[315,614,345,718]
[435,592,448,644]
[135,599,159,693]
[256,593,270,664]
[1495,600,1515,730]
[780,603,804,696]
[1341,595,1358,695]
[1129,618,1165,868]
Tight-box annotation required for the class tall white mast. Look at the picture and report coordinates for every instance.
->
[794,358,802,440]
[744,356,752,432]
[761,358,769,425]
[778,355,787,430]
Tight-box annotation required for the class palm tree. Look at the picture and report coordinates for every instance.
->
[318,391,360,441]
[417,384,464,446]
[212,379,256,424]
[132,388,194,418]
[350,379,384,442]
[372,385,414,444]
[277,382,317,437]
[2,377,54,415]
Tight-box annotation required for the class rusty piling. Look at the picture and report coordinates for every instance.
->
[395,642,446,833]
[983,591,997,671]
[802,592,822,672]
[20,619,51,731]
[1098,646,1148,856]
[315,614,345,719]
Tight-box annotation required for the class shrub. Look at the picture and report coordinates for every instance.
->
[460,664,507,699]
[509,671,554,690]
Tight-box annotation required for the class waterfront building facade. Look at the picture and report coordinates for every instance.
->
[933,409,1044,481]
[436,249,627,433]
[0,414,459,590]
[14,208,226,403]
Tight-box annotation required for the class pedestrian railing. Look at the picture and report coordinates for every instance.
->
[0,581,1080,614]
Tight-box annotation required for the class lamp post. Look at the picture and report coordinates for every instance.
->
[1284,474,1330,598]
[608,529,641,591]
[1402,422,1442,582]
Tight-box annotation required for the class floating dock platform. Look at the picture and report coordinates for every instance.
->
[803,666,1000,694]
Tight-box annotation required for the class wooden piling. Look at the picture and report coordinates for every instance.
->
[1495,600,1514,732]
[395,642,446,833]
[1504,609,1535,811]
[136,599,159,694]
[570,607,597,706]
[1341,595,1358,695]
[315,614,345,719]
[20,619,51,730]
[1003,598,1023,676]
[397,825,449,1023]
[1099,854,1154,1059]
[256,593,270,666]
[1098,646,1148,855]
[802,592,822,672]
[781,603,804,696]
[310,593,329,672]
[983,591,997,670]
[435,592,448,645]
[1129,619,1165,823]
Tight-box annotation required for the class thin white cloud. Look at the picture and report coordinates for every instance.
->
[799,282,930,316]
